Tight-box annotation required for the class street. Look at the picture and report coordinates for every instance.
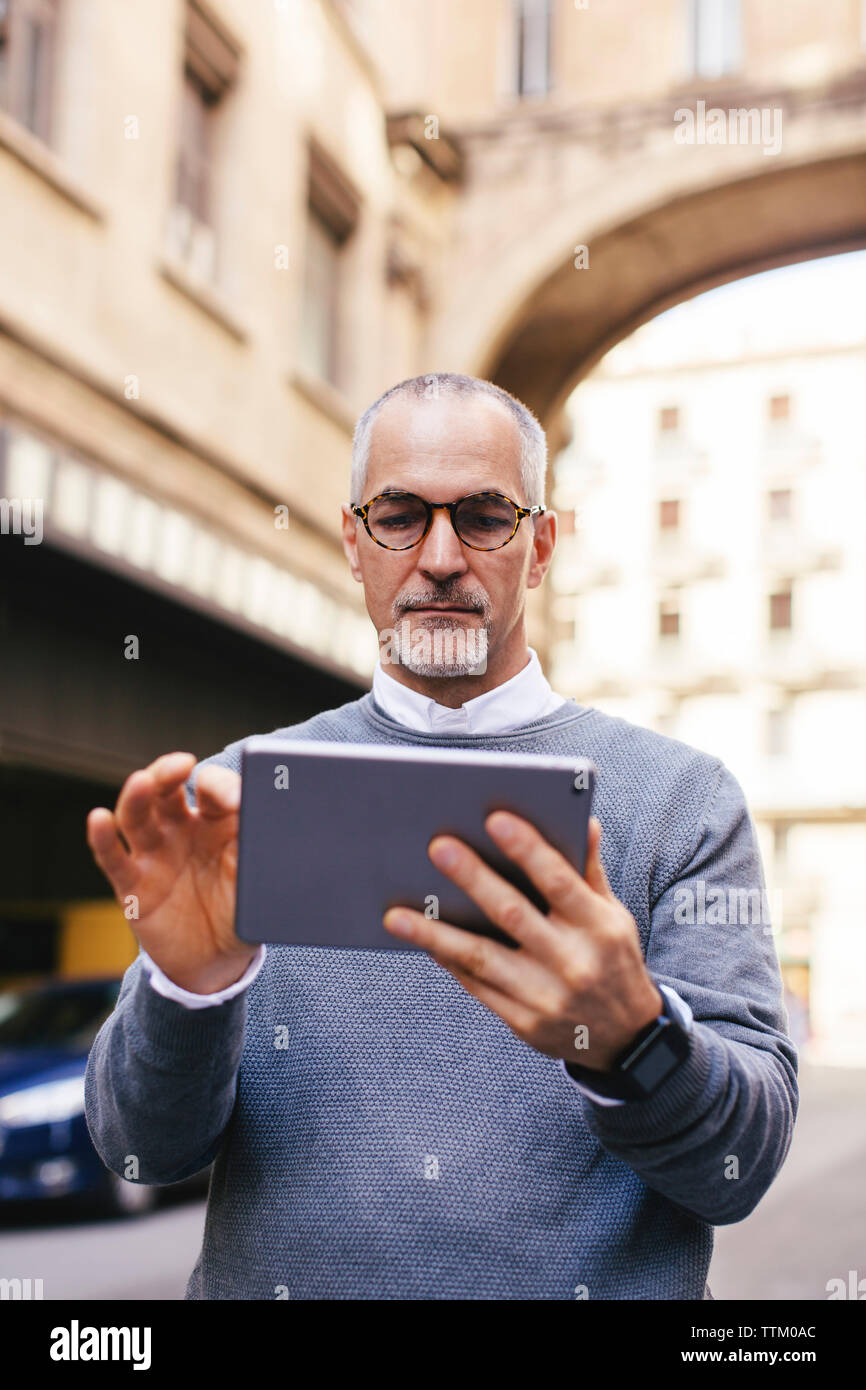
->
[1,1064,863,1301]
[709,1063,866,1300]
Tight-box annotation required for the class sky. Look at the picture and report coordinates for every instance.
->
[596,249,866,375]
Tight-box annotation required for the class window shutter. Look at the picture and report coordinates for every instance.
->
[185,0,240,97]
[308,140,360,243]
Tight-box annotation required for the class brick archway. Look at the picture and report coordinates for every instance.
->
[486,152,866,432]
[431,78,866,441]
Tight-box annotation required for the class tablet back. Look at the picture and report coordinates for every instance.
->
[235,738,595,950]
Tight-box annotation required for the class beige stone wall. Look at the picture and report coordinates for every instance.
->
[0,0,455,683]
[371,0,866,121]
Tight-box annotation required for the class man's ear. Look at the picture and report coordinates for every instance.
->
[341,504,364,582]
[526,509,556,590]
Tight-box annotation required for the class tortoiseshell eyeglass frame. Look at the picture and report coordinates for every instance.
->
[350,491,546,552]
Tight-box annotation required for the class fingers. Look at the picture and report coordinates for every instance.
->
[426,835,558,961]
[383,907,548,1004]
[114,752,197,853]
[86,807,137,898]
[583,817,615,901]
[195,764,241,818]
[114,771,164,852]
[430,954,538,1037]
[149,751,198,825]
[484,811,601,922]
[191,765,240,865]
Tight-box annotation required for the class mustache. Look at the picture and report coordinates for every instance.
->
[395,586,489,614]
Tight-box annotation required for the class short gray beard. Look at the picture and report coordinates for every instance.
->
[393,617,490,678]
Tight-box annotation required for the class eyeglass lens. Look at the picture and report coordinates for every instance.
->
[366,493,517,549]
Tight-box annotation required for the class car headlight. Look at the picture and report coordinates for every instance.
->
[0,1075,86,1128]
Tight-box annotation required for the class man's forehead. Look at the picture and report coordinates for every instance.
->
[369,392,521,460]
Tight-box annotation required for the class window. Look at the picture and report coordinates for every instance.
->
[552,594,577,644]
[769,587,792,632]
[299,142,359,390]
[0,0,59,144]
[514,0,552,98]
[168,2,240,282]
[176,68,214,227]
[767,488,792,522]
[0,4,9,114]
[659,598,680,638]
[766,708,788,757]
[300,208,342,386]
[658,406,680,434]
[659,498,681,531]
[768,393,791,423]
[687,0,741,80]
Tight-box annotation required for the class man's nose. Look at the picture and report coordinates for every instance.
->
[415,508,469,580]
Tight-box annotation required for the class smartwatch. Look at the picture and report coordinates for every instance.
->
[565,986,692,1101]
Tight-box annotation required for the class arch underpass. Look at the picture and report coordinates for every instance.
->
[486,152,866,430]
[432,74,866,441]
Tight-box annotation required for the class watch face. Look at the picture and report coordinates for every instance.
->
[626,1013,692,1096]
[631,1039,682,1093]
[567,1005,690,1101]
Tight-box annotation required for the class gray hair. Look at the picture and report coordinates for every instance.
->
[350,373,547,507]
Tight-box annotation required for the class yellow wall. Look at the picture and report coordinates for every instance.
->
[58,901,138,979]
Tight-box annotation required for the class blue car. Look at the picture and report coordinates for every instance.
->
[0,976,202,1216]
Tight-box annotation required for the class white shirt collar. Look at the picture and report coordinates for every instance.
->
[371,647,567,736]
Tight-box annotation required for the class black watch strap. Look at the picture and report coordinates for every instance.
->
[565,988,691,1101]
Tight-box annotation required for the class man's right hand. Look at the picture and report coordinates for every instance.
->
[86,752,256,995]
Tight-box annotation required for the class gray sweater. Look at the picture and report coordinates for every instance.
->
[84,694,798,1299]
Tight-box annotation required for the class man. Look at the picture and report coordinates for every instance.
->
[85,373,798,1300]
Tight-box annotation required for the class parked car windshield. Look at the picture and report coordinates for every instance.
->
[0,981,121,1051]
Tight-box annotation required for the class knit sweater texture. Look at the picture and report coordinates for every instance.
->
[84,693,798,1300]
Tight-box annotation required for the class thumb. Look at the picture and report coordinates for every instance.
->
[195,764,241,818]
[583,817,615,900]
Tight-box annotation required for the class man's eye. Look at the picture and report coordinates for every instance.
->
[464,512,508,529]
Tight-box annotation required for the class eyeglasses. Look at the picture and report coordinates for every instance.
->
[351,491,546,552]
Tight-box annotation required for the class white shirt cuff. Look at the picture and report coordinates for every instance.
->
[140,944,267,1008]
[560,983,694,1105]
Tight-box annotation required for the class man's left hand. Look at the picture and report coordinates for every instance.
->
[383,812,663,1071]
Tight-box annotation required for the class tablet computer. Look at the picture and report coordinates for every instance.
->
[235,738,596,951]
